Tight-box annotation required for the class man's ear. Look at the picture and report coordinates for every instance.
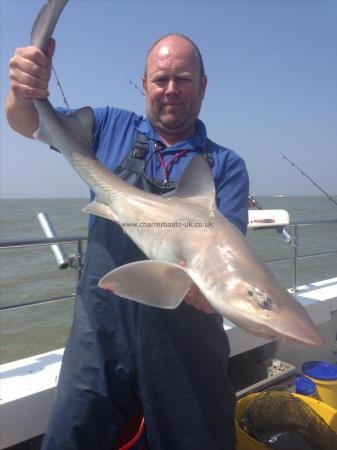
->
[142,77,147,94]
[200,75,207,99]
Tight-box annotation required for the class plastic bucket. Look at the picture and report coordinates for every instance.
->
[302,361,337,409]
[114,403,148,450]
[295,374,318,398]
[235,392,337,450]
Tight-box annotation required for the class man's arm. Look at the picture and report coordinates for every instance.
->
[4,40,55,138]
[184,284,216,314]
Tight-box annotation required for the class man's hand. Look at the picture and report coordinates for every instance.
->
[5,39,55,138]
[184,284,216,314]
[9,38,55,101]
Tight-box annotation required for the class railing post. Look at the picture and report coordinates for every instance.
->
[291,225,299,292]
[76,240,84,282]
[67,240,84,282]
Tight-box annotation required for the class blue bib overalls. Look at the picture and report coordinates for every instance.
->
[42,133,237,450]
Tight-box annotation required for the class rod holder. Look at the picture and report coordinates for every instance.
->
[37,212,69,269]
[282,227,292,243]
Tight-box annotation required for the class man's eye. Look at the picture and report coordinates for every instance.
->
[153,77,167,84]
[174,77,191,84]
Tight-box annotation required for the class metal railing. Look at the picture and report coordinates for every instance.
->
[0,218,336,312]
[0,235,87,312]
[265,219,337,291]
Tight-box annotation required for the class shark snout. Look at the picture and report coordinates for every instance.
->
[276,313,325,348]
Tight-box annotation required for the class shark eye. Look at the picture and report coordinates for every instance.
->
[252,288,274,310]
[247,290,254,297]
[259,295,274,310]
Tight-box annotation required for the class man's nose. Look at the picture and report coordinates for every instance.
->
[165,79,178,94]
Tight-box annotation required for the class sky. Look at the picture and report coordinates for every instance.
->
[1,0,336,199]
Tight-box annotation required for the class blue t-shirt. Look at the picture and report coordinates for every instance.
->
[90,107,249,234]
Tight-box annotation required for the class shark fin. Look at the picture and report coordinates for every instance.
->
[164,155,216,210]
[82,201,119,222]
[33,106,94,151]
[31,0,68,53]
[56,107,94,150]
[99,260,193,309]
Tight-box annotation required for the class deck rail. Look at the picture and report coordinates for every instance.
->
[268,219,337,291]
[0,236,86,312]
[0,218,337,311]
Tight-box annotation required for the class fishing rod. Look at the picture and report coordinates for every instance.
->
[278,151,337,208]
[126,77,144,96]
[52,65,70,108]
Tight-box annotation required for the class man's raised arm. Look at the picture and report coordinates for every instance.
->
[5,39,55,138]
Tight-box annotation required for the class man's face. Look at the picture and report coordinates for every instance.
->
[143,36,207,141]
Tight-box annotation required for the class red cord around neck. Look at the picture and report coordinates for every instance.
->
[154,141,186,185]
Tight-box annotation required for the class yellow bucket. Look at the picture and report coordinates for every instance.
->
[235,393,337,450]
[307,378,337,409]
[302,361,337,409]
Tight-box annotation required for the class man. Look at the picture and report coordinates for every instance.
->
[6,33,249,450]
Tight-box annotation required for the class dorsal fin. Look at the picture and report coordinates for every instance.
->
[33,106,94,151]
[56,107,94,150]
[164,155,216,210]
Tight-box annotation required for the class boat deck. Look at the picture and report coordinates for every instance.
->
[1,277,337,449]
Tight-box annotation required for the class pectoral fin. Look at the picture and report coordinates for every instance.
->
[99,260,193,309]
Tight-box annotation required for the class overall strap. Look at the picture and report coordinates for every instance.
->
[131,132,149,160]
[204,138,215,168]
[114,131,215,195]
[114,131,149,177]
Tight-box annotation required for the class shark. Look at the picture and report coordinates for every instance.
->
[29,0,324,347]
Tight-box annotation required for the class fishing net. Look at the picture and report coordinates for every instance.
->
[240,391,337,450]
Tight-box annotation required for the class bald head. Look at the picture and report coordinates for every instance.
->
[144,33,205,79]
[142,33,207,144]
